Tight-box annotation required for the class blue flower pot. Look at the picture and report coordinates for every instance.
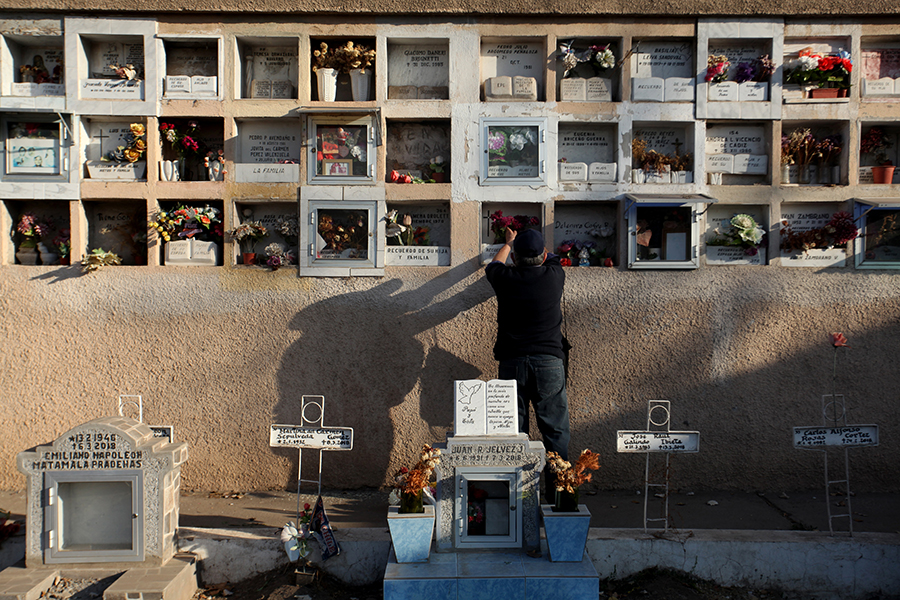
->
[541,504,590,562]
[387,505,434,563]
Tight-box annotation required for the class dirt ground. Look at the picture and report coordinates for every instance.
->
[191,564,854,600]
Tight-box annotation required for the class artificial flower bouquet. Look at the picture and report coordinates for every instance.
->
[784,47,852,90]
[557,40,616,78]
[546,450,600,512]
[316,211,368,258]
[488,210,540,244]
[384,210,431,246]
[780,211,858,253]
[103,123,146,164]
[228,221,268,253]
[151,205,224,244]
[860,127,893,166]
[707,214,767,256]
[389,444,441,514]
[15,212,52,249]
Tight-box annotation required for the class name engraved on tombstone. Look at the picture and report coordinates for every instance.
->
[634,42,693,78]
[586,77,612,102]
[559,78,586,101]
[388,44,449,92]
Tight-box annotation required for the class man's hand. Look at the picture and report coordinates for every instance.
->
[505,228,517,245]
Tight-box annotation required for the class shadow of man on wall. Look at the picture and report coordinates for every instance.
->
[274,258,494,490]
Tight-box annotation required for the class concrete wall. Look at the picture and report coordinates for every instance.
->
[1,12,899,494]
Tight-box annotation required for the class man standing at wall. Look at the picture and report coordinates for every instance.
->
[485,227,570,498]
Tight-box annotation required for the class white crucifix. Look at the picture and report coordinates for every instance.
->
[792,394,879,536]
[269,395,354,523]
[616,400,700,532]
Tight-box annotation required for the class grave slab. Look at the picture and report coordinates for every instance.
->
[103,556,197,600]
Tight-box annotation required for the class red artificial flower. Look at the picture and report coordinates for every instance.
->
[604,258,614,267]
[831,333,850,348]
[390,170,400,182]
[560,258,571,266]
[304,503,311,510]
[840,58,852,72]
[402,174,413,184]
[818,56,841,71]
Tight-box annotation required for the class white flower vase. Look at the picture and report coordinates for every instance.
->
[632,169,645,184]
[316,68,339,102]
[350,69,373,101]
[160,160,175,182]
[37,242,58,265]
[16,246,38,265]
[207,159,224,181]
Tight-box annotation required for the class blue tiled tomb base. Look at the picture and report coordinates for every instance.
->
[541,504,591,562]
[387,506,435,563]
[383,547,598,600]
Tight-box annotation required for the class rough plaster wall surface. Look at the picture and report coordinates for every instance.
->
[1,265,898,493]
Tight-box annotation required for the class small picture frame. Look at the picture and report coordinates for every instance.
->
[6,121,61,175]
[322,158,352,177]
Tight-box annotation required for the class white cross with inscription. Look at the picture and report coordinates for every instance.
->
[118,394,174,442]
[269,395,354,522]
[616,400,700,531]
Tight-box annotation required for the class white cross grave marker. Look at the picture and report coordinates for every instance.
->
[269,395,354,523]
[617,400,699,531]
[792,393,879,536]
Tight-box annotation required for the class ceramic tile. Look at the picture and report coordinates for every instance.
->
[383,578,457,600]
[458,558,524,578]
[526,576,598,600]
[458,576,525,600]
[385,552,456,580]
[522,554,598,578]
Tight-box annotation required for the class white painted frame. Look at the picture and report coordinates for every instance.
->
[626,194,714,270]
[306,115,377,185]
[854,198,900,269]
[479,117,547,186]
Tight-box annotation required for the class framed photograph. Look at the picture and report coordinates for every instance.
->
[322,158,352,177]
[6,121,61,175]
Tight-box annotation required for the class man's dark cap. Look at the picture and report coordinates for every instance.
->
[514,229,544,258]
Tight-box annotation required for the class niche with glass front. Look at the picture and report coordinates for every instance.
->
[2,117,68,179]
[456,468,520,550]
[44,471,142,563]
[307,116,377,184]
[299,197,385,276]
[626,194,713,269]
[480,118,547,186]
[854,200,900,268]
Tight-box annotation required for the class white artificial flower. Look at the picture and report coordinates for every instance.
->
[596,49,615,69]
[509,134,527,151]
[731,214,756,230]
[388,489,401,505]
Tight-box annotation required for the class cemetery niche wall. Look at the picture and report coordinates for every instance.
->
[16,416,188,567]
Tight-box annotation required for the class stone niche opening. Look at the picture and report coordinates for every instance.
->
[17,416,188,567]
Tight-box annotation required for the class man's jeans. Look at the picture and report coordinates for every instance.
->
[499,354,570,460]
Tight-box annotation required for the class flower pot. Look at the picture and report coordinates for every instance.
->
[242,252,257,265]
[159,160,176,182]
[554,489,579,513]
[780,164,791,184]
[799,165,811,184]
[872,165,896,184]
[810,87,840,99]
[387,505,434,563]
[431,172,445,183]
[349,69,372,101]
[839,88,849,98]
[316,68,338,102]
[541,504,590,562]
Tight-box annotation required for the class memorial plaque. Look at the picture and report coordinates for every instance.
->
[709,81,738,101]
[559,162,588,181]
[553,203,617,243]
[191,76,217,95]
[248,45,298,88]
[734,154,767,175]
[512,164,538,177]
[11,82,64,97]
[86,161,146,180]
[780,208,847,267]
[706,246,766,265]
[486,76,512,100]
[165,75,191,94]
[860,48,900,81]
[487,165,511,177]
[589,162,616,181]
[706,154,734,173]
[632,77,664,102]
[739,82,769,101]
[665,77,695,102]
[165,45,217,77]
[616,431,700,453]
[387,203,451,245]
[164,238,218,266]
[862,77,896,97]
[705,125,766,155]
[388,85,417,99]
[634,127,686,156]
[793,425,879,448]
[271,80,293,99]
[454,379,518,436]
[481,41,543,80]
[250,79,272,98]
[708,44,766,67]
[88,42,131,78]
[633,41,693,78]
[418,86,448,99]
[81,79,143,99]
[233,163,299,183]
[88,122,139,161]
[558,125,615,165]
[240,121,301,163]
[387,43,449,90]
[387,122,450,173]
[513,76,537,100]
[586,77,612,102]
[268,424,354,450]
[385,246,450,266]
[559,78,587,101]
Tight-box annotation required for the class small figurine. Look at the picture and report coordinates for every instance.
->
[578,247,590,267]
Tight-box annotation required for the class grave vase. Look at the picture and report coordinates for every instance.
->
[831,166,842,185]
[349,69,372,102]
[243,252,257,265]
[207,159,224,181]
[541,504,590,562]
[15,246,38,265]
[810,87,840,99]
[387,504,434,563]
[554,489,580,513]
[400,490,424,514]
[316,68,339,102]
[781,163,791,184]
[799,165,811,184]
[159,160,177,182]
[38,243,58,265]
[431,172,445,183]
